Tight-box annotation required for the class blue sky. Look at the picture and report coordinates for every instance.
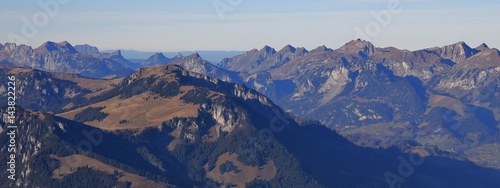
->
[0,0,499,52]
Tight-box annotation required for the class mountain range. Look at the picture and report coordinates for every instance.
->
[1,40,499,187]
[1,64,500,187]
[155,39,500,171]
[101,49,245,64]
[0,41,135,78]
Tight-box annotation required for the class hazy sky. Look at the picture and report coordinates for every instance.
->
[1,0,499,52]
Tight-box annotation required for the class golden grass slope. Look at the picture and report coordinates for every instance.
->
[57,86,199,131]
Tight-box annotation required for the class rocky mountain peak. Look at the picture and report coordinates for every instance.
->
[216,46,276,72]
[142,52,172,67]
[279,44,296,53]
[148,52,168,61]
[186,52,202,59]
[169,53,206,68]
[1,43,18,52]
[57,41,77,53]
[295,47,309,54]
[454,41,474,52]
[260,45,276,54]
[337,39,375,56]
[57,41,70,46]
[35,41,78,54]
[152,52,166,58]
[475,43,490,51]
[106,50,126,60]
[310,45,333,53]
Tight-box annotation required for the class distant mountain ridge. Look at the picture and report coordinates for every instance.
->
[141,52,182,67]
[218,45,311,74]
[106,50,140,70]
[102,49,245,63]
[0,41,134,78]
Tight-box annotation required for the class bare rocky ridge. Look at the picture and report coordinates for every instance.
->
[476,43,490,51]
[218,45,277,72]
[426,41,479,63]
[336,39,376,57]
[35,41,79,55]
[0,41,134,78]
